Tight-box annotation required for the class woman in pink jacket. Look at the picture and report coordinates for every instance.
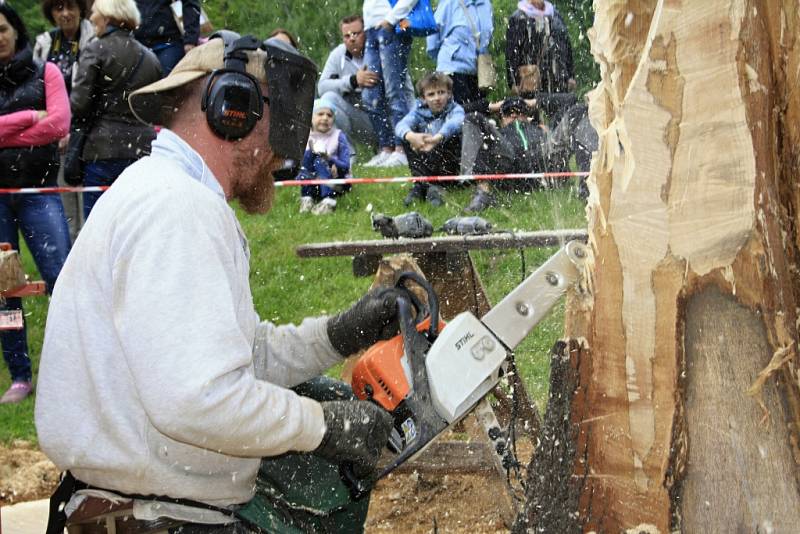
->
[0,3,72,404]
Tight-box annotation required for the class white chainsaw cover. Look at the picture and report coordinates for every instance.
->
[426,312,507,422]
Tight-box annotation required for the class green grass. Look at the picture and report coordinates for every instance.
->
[0,165,586,445]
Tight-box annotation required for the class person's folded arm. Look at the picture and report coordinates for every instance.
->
[395,107,421,140]
[318,52,354,96]
[4,64,70,147]
[438,104,465,139]
[328,131,351,172]
[113,192,325,457]
[0,110,38,146]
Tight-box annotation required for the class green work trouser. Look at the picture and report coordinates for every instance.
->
[171,377,371,534]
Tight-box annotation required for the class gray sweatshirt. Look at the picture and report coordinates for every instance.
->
[35,129,340,508]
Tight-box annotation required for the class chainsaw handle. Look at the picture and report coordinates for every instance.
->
[395,271,439,338]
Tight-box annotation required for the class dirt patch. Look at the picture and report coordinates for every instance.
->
[366,471,515,533]
[1,440,528,532]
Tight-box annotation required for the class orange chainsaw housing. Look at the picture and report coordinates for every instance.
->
[351,317,446,411]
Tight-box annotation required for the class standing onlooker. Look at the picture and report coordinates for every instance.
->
[0,3,72,404]
[396,72,464,207]
[34,0,95,241]
[71,0,162,219]
[505,0,575,121]
[134,0,199,75]
[426,0,493,109]
[362,0,418,167]
[34,0,94,93]
[297,99,353,215]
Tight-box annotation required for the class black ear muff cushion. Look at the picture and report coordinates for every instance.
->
[203,70,263,140]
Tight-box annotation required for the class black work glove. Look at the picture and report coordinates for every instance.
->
[314,400,394,478]
[327,287,410,357]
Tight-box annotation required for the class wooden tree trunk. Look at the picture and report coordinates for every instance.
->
[516,0,800,531]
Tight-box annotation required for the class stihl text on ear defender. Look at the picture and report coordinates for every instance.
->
[201,33,265,140]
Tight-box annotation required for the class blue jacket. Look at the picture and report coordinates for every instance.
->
[395,98,465,140]
[426,0,493,75]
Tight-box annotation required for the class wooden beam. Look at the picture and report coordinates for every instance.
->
[296,229,588,258]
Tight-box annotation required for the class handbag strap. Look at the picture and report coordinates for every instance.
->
[457,0,481,49]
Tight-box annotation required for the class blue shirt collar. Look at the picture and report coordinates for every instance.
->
[150,128,226,200]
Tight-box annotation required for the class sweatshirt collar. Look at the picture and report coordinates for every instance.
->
[150,128,225,200]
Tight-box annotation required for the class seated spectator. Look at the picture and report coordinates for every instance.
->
[462,97,548,212]
[319,14,414,165]
[546,100,597,199]
[506,0,575,124]
[396,72,464,207]
[426,0,493,108]
[72,0,162,219]
[297,99,353,215]
[134,0,200,75]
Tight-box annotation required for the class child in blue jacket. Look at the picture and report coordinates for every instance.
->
[395,72,464,207]
[297,99,353,215]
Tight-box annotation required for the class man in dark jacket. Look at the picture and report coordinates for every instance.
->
[462,97,548,212]
[134,0,200,74]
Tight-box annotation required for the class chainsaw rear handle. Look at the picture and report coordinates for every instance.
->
[393,271,439,338]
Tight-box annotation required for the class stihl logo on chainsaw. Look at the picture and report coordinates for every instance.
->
[454,331,475,351]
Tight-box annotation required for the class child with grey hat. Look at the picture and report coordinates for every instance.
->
[296,98,353,215]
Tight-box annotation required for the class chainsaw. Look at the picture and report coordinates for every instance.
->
[345,240,588,497]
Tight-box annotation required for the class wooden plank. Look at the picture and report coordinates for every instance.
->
[296,229,588,258]
[2,281,47,298]
[0,249,27,293]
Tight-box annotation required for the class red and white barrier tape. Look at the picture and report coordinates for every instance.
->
[279,171,588,187]
[0,186,109,194]
[0,171,588,194]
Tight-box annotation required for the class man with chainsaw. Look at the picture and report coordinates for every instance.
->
[35,33,400,533]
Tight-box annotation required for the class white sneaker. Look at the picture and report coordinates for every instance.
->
[364,151,392,167]
[312,197,337,215]
[381,151,408,167]
[299,196,314,213]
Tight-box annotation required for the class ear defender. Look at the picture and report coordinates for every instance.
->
[201,34,264,140]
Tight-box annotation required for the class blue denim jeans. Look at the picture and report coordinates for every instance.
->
[362,28,412,149]
[297,155,350,200]
[151,41,185,75]
[83,159,135,220]
[0,194,71,382]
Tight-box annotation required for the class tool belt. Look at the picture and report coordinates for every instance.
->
[65,497,186,533]
[46,472,238,534]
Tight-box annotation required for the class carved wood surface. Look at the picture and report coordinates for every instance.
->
[550,0,800,531]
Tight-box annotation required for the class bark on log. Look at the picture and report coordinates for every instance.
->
[517,0,800,531]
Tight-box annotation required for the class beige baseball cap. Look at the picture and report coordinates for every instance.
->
[129,38,268,125]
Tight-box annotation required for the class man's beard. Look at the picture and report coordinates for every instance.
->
[232,151,280,214]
